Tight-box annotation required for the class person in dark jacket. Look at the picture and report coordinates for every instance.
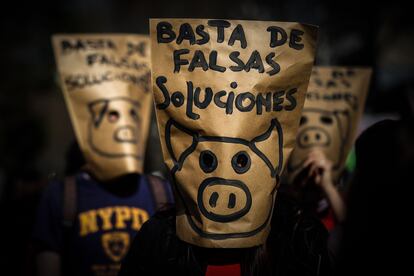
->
[337,118,414,275]
[119,191,333,276]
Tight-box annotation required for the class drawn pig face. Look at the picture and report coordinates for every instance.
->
[88,97,141,159]
[289,108,350,171]
[166,119,283,239]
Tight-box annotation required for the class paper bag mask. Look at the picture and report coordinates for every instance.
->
[288,66,372,182]
[150,19,318,248]
[52,34,152,181]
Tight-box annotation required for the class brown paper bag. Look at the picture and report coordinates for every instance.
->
[288,66,372,183]
[150,19,318,248]
[52,34,152,181]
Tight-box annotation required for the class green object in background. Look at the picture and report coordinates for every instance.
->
[346,148,356,172]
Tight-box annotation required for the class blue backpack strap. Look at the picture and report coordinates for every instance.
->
[62,175,77,227]
[61,175,77,276]
[146,174,169,212]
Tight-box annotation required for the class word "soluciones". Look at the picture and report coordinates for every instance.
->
[155,76,298,120]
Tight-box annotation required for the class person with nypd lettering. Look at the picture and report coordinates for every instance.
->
[33,34,173,276]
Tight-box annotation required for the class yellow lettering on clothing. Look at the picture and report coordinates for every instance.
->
[131,208,150,230]
[79,206,150,236]
[114,207,131,229]
[79,210,98,236]
[97,207,114,231]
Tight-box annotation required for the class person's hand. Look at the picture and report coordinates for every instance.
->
[301,149,346,222]
[302,149,334,191]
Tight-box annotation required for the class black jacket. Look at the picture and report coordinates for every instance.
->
[119,194,333,276]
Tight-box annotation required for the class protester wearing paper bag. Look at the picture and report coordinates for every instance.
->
[285,66,371,230]
[120,19,332,276]
[33,34,173,276]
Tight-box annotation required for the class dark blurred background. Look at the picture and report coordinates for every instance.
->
[0,0,412,275]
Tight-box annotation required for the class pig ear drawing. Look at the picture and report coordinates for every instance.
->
[251,119,283,178]
[88,99,109,127]
[165,119,198,170]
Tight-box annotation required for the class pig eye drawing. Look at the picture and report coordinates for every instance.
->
[108,110,120,123]
[300,115,308,126]
[200,150,218,173]
[130,108,139,122]
[87,97,142,159]
[232,151,251,174]
[320,115,333,125]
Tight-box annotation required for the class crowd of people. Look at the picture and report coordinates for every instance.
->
[32,117,414,276]
[3,18,413,276]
